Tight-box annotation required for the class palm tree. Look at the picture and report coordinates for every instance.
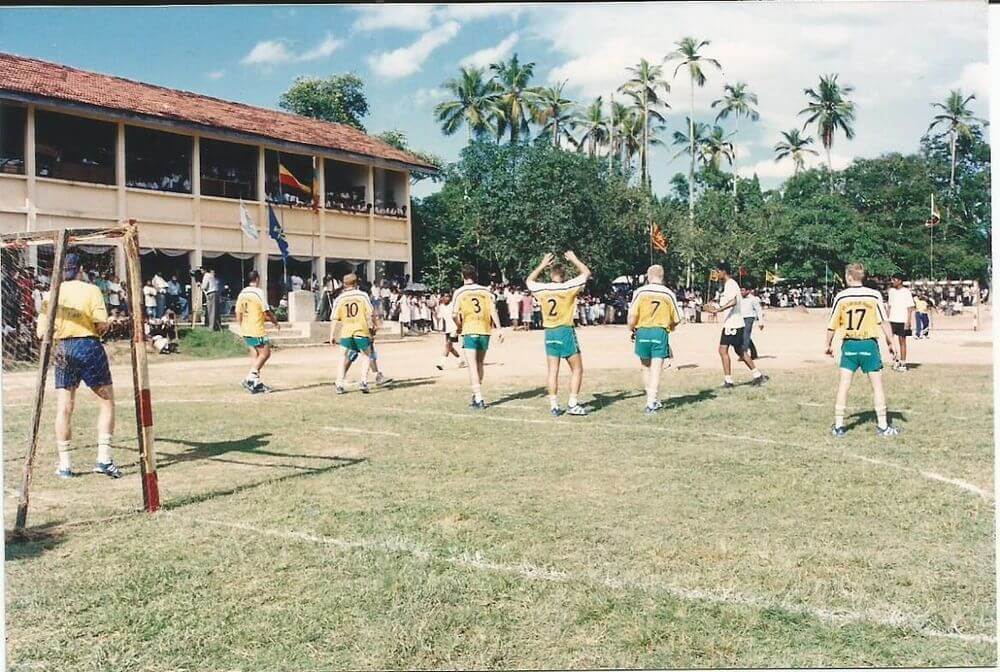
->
[575,97,610,158]
[434,67,500,141]
[619,59,670,188]
[489,54,540,144]
[798,73,856,193]
[534,82,577,149]
[667,37,721,222]
[618,106,644,173]
[927,89,987,191]
[671,118,709,160]
[773,128,818,175]
[700,125,734,170]
[712,82,758,213]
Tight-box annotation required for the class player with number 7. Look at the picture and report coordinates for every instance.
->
[526,250,592,417]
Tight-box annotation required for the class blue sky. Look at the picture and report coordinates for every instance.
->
[0,2,989,199]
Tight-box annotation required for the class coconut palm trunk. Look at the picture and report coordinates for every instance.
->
[688,79,695,223]
[732,115,739,216]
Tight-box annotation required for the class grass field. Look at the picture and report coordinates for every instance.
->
[3,360,995,670]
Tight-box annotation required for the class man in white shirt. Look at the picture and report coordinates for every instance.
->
[886,273,915,371]
[506,287,522,329]
[740,283,764,360]
[201,267,222,331]
[152,271,169,317]
[142,280,158,318]
[703,262,767,388]
[435,293,465,370]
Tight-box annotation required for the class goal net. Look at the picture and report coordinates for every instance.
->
[1,225,159,536]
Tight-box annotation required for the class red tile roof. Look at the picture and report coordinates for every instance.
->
[0,51,435,171]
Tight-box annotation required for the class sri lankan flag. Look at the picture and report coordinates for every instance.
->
[279,162,312,197]
[650,223,668,253]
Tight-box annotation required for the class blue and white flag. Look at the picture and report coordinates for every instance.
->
[267,205,289,261]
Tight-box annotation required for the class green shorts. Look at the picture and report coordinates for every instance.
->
[840,338,883,374]
[244,336,270,348]
[462,334,490,351]
[634,327,670,360]
[544,325,580,359]
[340,336,372,352]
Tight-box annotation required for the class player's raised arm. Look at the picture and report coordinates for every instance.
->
[526,252,556,285]
[564,251,591,282]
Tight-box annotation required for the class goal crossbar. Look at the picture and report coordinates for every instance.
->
[3,223,160,533]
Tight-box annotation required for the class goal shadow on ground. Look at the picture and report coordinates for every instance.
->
[265,376,436,395]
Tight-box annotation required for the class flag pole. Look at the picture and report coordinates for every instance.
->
[239,198,246,285]
[276,151,288,296]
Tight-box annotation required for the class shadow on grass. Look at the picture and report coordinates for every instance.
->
[269,376,435,395]
[663,388,716,409]
[161,454,367,511]
[588,390,645,412]
[843,410,907,431]
[6,522,69,560]
[155,433,362,472]
[489,386,548,407]
[675,364,699,370]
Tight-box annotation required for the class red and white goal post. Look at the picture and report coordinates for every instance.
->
[1,222,159,534]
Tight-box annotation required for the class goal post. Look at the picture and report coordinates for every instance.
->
[2,222,160,534]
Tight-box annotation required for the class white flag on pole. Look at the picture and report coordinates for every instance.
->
[239,199,259,240]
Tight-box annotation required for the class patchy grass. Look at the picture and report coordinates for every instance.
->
[173,326,247,360]
[3,363,995,669]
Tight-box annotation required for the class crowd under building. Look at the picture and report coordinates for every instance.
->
[0,52,435,304]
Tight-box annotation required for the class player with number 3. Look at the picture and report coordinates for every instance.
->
[453,264,504,410]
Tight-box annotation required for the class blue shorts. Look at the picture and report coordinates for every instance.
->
[54,337,113,390]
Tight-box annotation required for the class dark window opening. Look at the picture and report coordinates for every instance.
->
[265,150,314,207]
[374,169,407,218]
[200,138,257,200]
[324,161,369,214]
[35,110,115,184]
[126,126,192,193]
[0,104,26,175]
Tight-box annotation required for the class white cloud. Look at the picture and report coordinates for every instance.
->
[952,61,990,103]
[459,33,519,69]
[241,33,343,67]
[368,21,460,79]
[352,5,435,31]
[352,4,522,31]
[299,34,344,61]
[206,69,226,80]
[242,40,294,66]
[414,87,448,107]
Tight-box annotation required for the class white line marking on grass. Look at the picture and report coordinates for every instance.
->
[390,408,992,500]
[175,514,996,646]
[323,426,401,437]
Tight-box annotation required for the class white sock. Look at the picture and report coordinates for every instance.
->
[437,356,446,368]
[752,369,762,379]
[724,375,734,384]
[97,434,113,464]
[834,405,846,428]
[646,389,658,406]
[57,440,72,471]
[472,384,483,403]
[568,395,578,408]
[875,405,888,429]
[549,395,559,410]
[246,369,259,382]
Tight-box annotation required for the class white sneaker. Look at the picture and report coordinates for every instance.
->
[567,404,589,416]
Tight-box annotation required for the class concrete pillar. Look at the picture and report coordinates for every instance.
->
[257,146,268,291]
[367,164,375,282]
[405,169,413,282]
[25,105,36,233]
[192,134,202,270]
[316,156,326,280]
[116,122,126,225]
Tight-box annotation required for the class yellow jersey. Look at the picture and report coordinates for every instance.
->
[37,280,108,340]
[235,286,269,338]
[527,275,587,328]
[629,284,680,330]
[453,283,495,335]
[332,289,374,338]
[827,286,887,340]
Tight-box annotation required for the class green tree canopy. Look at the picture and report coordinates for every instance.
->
[279,74,369,130]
